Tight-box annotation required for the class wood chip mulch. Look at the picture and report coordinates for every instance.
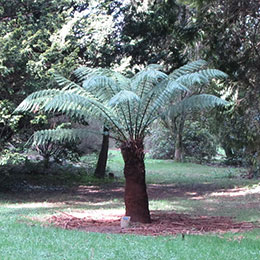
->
[47,211,260,236]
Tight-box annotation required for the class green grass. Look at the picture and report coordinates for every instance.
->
[0,150,259,259]
[0,206,259,260]
[107,150,252,187]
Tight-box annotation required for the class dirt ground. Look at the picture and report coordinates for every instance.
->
[23,183,258,236]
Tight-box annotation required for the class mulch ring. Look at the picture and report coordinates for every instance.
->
[47,211,260,236]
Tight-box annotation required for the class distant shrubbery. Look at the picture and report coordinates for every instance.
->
[149,122,217,163]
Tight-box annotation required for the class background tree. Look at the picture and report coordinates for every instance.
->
[188,0,260,175]
[15,61,227,222]
[0,0,121,177]
[119,0,198,71]
[160,60,227,161]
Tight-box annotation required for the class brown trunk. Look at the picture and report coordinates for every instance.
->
[174,133,183,162]
[94,127,109,178]
[174,147,183,162]
[120,139,151,223]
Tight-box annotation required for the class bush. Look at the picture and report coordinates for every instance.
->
[183,122,217,163]
[148,128,175,159]
[149,122,217,162]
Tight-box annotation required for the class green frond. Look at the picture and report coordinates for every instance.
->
[141,80,189,131]
[32,128,102,146]
[131,69,168,97]
[146,64,164,70]
[176,72,209,86]
[74,66,130,91]
[199,69,228,80]
[148,80,188,115]
[82,74,121,99]
[176,69,228,89]
[73,66,96,83]
[108,90,140,107]
[14,89,61,113]
[169,59,207,80]
[102,70,130,90]
[167,94,228,118]
[54,74,84,93]
[44,92,123,127]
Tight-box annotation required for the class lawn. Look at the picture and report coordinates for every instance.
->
[0,151,259,260]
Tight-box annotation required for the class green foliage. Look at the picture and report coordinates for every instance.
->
[120,0,199,70]
[149,127,175,159]
[0,100,22,149]
[15,61,227,147]
[191,0,260,174]
[183,122,217,162]
[0,149,26,166]
[0,0,81,101]
[149,121,217,162]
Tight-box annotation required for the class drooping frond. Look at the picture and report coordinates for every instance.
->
[108,90,140,107]
[16,59,228,144]
[54,74,83,92]
[169,59,207,80]
[167,94,228,118]
[14,89,61,113]
[41,91,127,138]
[199,69,228,80]
[176,69,228,88]
[82,74,121,100]
[130,69,168,97]
[74,66,130,91]
[73,66,96,83]
[146,80,189,120]
[31,128,104,146]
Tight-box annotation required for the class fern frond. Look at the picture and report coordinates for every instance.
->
[140,80,189,132]
[108,90,140,107]
[176,69,227,87]
[169,60,207,80]
[199,69,228,80]
[32,128,101,146]
[167,94,228,118]
[131,69,168,97]
[43,91,128,140]
[14,89,61,113]
[73,66,96,83]
[82,74,121,100]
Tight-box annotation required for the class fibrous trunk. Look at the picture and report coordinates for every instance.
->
[120,139,151,223]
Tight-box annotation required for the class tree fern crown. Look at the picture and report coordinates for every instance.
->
[15,60,228,145]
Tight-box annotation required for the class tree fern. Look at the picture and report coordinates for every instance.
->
[15,60,228,224]
[15,60,228,146]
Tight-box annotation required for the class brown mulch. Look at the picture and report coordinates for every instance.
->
[47,210,259,236]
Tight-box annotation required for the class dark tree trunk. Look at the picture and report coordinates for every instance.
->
[174,118,185,162]
[120,139,151,223]
[94,126,109,178]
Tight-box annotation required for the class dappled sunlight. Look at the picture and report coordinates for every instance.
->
[209,184,260,197]
[149,199,188,211]
[52,208,125,221]
[46,210,260,236]
[5,202,65,209]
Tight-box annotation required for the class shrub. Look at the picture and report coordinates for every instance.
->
[149,122,217,162]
